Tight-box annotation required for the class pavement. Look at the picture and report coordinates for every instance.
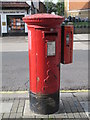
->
[74,34,89,42]
[0,34,90,119]
[0,91,90,119]
[0,34,89,52]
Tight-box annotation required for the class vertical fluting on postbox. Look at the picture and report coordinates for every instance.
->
[23,14,73,114]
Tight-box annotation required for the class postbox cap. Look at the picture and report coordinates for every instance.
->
[23,13,64,27]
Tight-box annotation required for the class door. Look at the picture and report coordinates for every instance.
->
[36,29,60,95]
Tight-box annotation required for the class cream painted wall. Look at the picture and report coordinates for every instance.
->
[64,0,89,18]
[1,14,7,33]
[68,9,90,18]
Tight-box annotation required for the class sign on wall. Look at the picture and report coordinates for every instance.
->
[2,22,6,26]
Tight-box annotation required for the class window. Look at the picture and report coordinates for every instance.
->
[7,15,25,33]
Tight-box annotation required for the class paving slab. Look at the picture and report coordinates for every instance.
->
[0,113,4,119]
[74,34,89,41]
[9,113,17,118]
[60,92,73,98]
[73,42,88,50]
[0,102,13,113]
[24,100,49,118]
[0,92,90,119]
[3,113,10,118]
[15,112,22,118]
[80,101,90,118]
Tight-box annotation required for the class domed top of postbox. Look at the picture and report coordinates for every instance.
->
[23,13,64,27]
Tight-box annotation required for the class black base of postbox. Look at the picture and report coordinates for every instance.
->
[29,91,59,114]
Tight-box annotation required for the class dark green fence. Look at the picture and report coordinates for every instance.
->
[73,22,90,34]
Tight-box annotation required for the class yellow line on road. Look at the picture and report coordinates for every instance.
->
[0,91,28,94]
[0,90,89,94]
[61,89,89,93]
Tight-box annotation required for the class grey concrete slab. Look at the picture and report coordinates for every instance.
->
[79,112,88,119]
[24,100,49,118]
[74,34,89,40]
[72,97,85,112]
[0,113,4,119]
[24,100,34,117]
[73,42,88,50]
[36,115,49,118]
[3,113,10,118]
[73,113,81,118]
[17,107,24,113]
[54,113,68,118]
[0,102,13,113]
[73,92,88,101]
[15,113,22,118]
[66,97,81,118]
[1,36,28,52]
[22,115,36,118]
[80,101,90,118]
[10,100,19,113]
[19,100,25,107]
[62,100,74,118]
[60,93,73,98]
[67,113,74,118]
[9,113,16,118]
[10,107,17,113]
[0,92,89,119]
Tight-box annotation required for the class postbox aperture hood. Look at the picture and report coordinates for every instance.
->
[23,13,65,27]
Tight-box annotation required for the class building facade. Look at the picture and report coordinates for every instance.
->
[0,0,46,36]
[64,0,90,18]
[0,1,30,36]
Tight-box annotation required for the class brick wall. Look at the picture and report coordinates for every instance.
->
[69,0,90,11]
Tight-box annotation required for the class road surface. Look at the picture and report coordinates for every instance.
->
[0,36,89,91]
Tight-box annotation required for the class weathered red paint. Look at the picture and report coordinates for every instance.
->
[23,14,73,95]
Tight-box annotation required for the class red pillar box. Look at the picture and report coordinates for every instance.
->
[61,24,74,64]
[23,14,73,114]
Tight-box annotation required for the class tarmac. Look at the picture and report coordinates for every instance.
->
[0,34,90,119]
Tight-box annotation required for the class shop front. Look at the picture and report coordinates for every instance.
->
[7,15,25,36]
[0,2,30,36]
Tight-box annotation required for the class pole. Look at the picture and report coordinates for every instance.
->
[47,0,48,13]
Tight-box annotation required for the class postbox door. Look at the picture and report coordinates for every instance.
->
[61,26,73,64]
[35,29,61,95]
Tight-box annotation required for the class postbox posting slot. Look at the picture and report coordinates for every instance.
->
[45,32,58,37]
[42,31,58,39]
